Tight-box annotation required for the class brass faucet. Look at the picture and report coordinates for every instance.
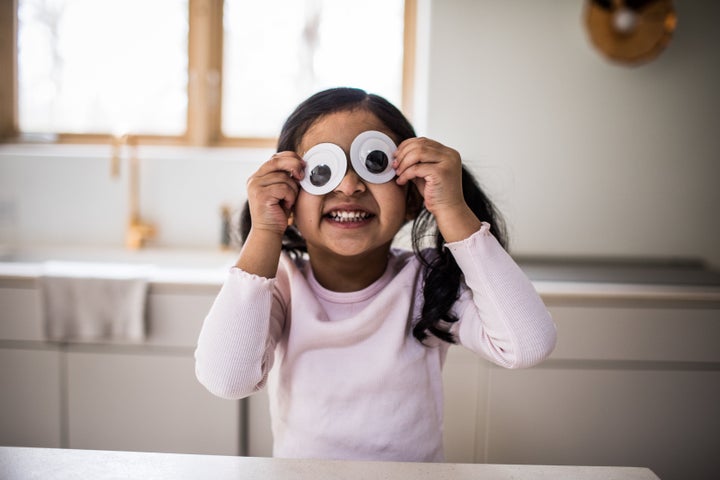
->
[110,134,156,249]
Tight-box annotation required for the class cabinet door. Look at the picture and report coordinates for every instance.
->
[246,388,273,457]
[0,348,62,447]
[442,346,488,463]
[66,350,240,455]
[484,366,720,480]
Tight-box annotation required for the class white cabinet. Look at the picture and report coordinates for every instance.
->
[66,350,238,455]
[0,348,62,448]
[442,346,487,463]
[3,266,719,480]
[246,389,272,457]
[485,366,720,480]
[0,281,242,455]
[0,285,62,448]
[477,299,720,480]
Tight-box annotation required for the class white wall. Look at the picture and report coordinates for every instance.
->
[1,1,719,267]
[0,145,271,250]
[423,0,720,267]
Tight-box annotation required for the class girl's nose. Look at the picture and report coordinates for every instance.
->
[334,167,366,196]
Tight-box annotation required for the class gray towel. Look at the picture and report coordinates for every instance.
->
[39,261,151,343]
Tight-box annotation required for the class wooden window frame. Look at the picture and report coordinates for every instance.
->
[0,0,416,148]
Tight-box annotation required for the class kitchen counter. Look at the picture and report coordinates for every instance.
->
[1,248,719,302]
[0,246,237,292]
[1,252,718,478]
[0,447,660,480]
[519,256,720,303]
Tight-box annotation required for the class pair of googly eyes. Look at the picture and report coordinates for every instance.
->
[299,131,397,195]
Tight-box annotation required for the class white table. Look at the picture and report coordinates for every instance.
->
[0,447,660,480]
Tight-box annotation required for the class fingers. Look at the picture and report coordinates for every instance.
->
[247,172,299,210]
[249,152,305,200]
[254,151,306,181]
[245,152,306,234]
[392,137,461,186]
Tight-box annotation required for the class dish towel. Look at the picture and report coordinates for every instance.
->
[39,261,152,343]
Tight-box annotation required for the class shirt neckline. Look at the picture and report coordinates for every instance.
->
[306,254,398,304]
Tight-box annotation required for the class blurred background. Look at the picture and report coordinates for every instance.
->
[1,2,719,480]
[0,0,717,267]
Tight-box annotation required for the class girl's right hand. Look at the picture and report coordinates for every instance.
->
[245,152,305,237]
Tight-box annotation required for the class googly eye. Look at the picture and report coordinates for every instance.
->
[299,143,347,195]
[350,131,397,184]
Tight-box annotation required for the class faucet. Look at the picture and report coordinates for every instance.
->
[110,134,156,249]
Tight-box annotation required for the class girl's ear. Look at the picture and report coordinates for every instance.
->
[405,182,424,221]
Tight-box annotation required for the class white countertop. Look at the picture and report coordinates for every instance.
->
[1,246,719,301]
[0,447,660,480]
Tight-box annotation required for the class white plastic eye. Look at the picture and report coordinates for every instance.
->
[350,131,397,184]
[299,143,348,195]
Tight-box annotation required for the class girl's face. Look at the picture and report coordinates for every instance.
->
[294,109,409,261]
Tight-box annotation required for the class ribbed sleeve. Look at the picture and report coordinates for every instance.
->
[194,268,279,399]
[446,223,557,368]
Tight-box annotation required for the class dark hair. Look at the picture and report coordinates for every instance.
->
[240,87,507,344]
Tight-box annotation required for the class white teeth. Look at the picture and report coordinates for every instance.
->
[328,210,371,222]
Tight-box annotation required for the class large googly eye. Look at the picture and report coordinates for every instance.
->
[350,131,397,184]
[299,143,347,195]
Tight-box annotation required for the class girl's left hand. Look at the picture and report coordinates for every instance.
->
[393,137,465,216]
[393,137,482,242]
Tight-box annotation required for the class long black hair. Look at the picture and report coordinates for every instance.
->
[240,87,507,344]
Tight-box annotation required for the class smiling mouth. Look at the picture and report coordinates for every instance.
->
[324,210,374,223]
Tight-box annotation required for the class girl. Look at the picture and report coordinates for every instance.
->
[195,87,556,462]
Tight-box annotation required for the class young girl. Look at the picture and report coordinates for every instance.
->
[195,87,556,462]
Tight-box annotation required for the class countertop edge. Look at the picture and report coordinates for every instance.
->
[2,271,720,302]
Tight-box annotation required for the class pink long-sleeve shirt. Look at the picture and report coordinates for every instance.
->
[195,223,556,462]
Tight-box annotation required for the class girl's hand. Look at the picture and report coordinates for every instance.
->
[245,152,305,237]
[393,137,481,242]
[393,137,466,215]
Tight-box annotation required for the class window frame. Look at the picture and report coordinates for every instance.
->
[0,0,417,147]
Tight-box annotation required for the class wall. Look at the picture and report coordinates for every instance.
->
[423,0,720,267]
[1,1,719,267]
[0,145,271,250]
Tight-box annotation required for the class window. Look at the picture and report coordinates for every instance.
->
[17,0,188,136]
[1,0,415,146]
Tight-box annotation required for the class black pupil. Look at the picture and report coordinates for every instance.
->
[310,164,332,186]
[365,150,388,174]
